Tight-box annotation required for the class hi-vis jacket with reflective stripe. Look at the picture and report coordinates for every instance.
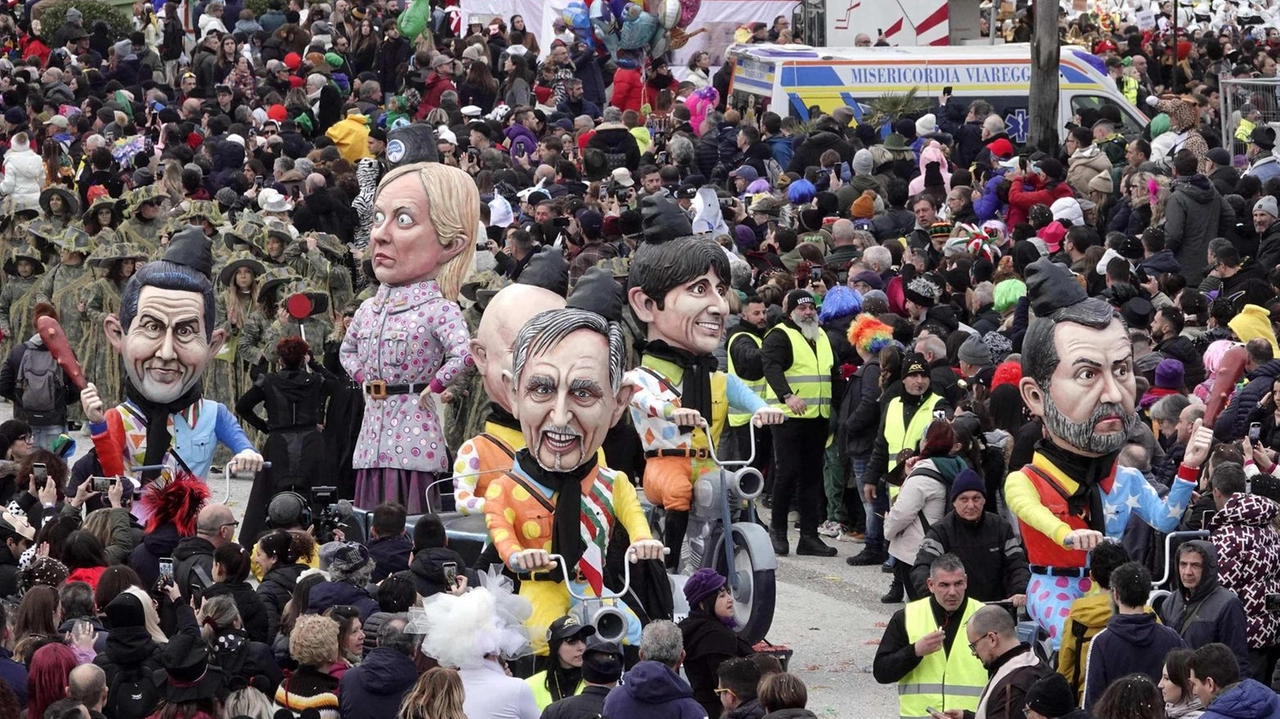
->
[766,324,833,420]
[727,332,768,427]
[899,596,987,719]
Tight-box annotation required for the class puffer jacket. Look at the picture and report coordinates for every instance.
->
[786,129,852,175]
[1165,173,1234,284]
[586,123,641,172]
[1214,360,1280,442]
[257,561,306,641]
[610,64,643,113]
[1159,541,1253,676]
[307,579,378,620]
[1202,679,1280,719]
[1066,145,1113,196]
[1212,493,1280,649]
[883,456,967,563]
[0,142,44,211]
[505,122,539,159]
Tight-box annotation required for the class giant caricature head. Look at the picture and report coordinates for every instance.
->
[472,285,566,413]
[506,309,633,472]
[626,236,732,355]
[370,163,479,299]
[1019,258,1136,457]
[107,226,226,404]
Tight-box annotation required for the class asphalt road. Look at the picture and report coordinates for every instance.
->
[49,406,900,718]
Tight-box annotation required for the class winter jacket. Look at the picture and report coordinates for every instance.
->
[679,610,754,719]
[406,545,475,598]
[1082,612,1185,711]
[610,65,643,113]
[1166,174,1235,284]
[1256,221,1280,274]
[258,561,306,641]
[0,334,76,426]
[1247,155,1280,182]
[1212,493,1280,650]
[1201,679,1280,719]
[173,535,215,601]
[1215,360,1280,441]
[367,534,411,583]
[1007,177,1075,229]
[1137,249,1181,277]
[128,523,182,588]
[207,626,283,693]
[602,661,709,719]
[1210,165,1241,197]
[786,130,852,175]
[422,72,456,115]
[694,133,720,179]
[1159,541,1253,675]
[1055,593,1121,700]
[976,644,1047,719]
[884,456,967,563]
[0,646,26,706]
[587,124,641,173]
[325,113,371,163]
[908,144,953,197]
[765,135,794,167]
[95,625,166,719]
[573,49,607,106]
[543,685,612,719]
[291,186,358,244]
[1067,145,1113,197]
[204,581,271,643]
[337,646,419,719]
[0,543,18,599]
[974,173,1008,223]
[839,359,881,457]
[909,510,1029,603]
[307,579,379,620]
[1154,335,1206,388]
[505,123,540,159]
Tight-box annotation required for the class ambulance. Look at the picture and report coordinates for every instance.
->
[726,43,1148,144]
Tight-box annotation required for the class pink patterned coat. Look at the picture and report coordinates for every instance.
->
[1212,492,1280,649]
[340,279,473,473]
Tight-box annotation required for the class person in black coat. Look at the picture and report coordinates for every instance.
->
[678,569,754,719]
[200,593,284,694]
[254,528,315,641]
[366,503,412,583]
[786,119,853,175]
[96,587,198,719]
[202,543,271,644]
[1156,541,1253,676]
[543,637,625,719]
[235,337,336,546]
[908,471,1031,603]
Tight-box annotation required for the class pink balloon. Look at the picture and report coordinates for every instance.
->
[678,0,700,27]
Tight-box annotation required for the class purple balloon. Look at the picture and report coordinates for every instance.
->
[678,0,700,27]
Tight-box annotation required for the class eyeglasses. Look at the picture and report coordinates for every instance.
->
[967,631,994,653]
[16,434,32,443]
[220,520,239,529]
[714,687,734,696]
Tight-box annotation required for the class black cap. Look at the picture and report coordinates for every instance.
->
[163,225,214,279]
[1024,258,1087,318]
[581,636,624,684]
[902,352,930,378]
[386,123,440,166]
[547,615,595,642]
[516,246,569,297]
[640,194,693,245]
[567,267,624,322]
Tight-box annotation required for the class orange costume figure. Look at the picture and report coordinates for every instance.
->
[483,306,664,653]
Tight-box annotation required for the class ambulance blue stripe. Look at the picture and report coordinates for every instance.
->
[781,66,844,87]
[734,75,774,92]
[788,94,810,120]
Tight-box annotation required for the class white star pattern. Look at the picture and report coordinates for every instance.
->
[1126,495,1143,510]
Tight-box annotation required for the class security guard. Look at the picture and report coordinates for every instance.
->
[725,294,771,466]
[760,289,836,557]
[873,553,987,719]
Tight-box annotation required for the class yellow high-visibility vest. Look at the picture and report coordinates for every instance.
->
[885,393,942,477]
[766,324,833,420]
[727,331,768,427]
[898,596,987,719]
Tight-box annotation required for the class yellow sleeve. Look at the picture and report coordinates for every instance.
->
[483,479,525,564]
[612,472,653,542]
[1057,617,1080,693]
[1004,471,1072,546]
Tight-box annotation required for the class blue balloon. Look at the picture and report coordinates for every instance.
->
[619,10,657,49]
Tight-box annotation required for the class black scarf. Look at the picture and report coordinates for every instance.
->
[514,449,597,578]
[642,340,715,430]
[486,403,520,431]
[124,378,203,484]
[1034,438,1119,534]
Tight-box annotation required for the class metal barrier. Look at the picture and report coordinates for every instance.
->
[1220,77,1280,156]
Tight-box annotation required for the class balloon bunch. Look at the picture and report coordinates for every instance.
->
[561,0,700,60]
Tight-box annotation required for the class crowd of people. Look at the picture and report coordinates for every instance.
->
[2,0,1280,719]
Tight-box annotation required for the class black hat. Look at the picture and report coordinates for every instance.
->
[547,615,595,643]
[1024,258,1087,318]
[153,633,224,704]
[105,591,147,629]
[902,352,930,379]
[581,636,624,684]
[516,246,569,297]
[1025,673,1076,719]
[784,289,816,314]
[1120,296,1154,328]
[369,127,387,143]
[567,267,624,322]
[640,194,693,244]
[1038,158,1066,182]
[164,225,215,279]
[386,123,440,166]
[1119,235,1145,261]
[1252,125,1277,150]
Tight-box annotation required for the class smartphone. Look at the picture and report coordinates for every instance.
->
[254,175,264,187]
[1251,422,1262,442]
[933,410,947,421]
[159,557,174,584]
[1202,510,1217,528]
[926,707,946,719]
[190,583,203,606]
[92,476,112,493]
[942,85,953,96]
[443,561,459,588]
[32,463,46,483]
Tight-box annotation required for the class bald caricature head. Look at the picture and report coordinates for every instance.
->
[472,285,567,412]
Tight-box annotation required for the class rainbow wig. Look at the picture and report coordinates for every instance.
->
[848,312,894,356]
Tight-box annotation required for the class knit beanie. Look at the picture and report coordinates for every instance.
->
[957,333,991,366]
[1025,673,1077,718]
[852,148,874,177]
[991,360,1022,390]
[1229,304,1280,355]
[1154,358,1185,390]
[949,468,985,501]
[106,591,147,629]
[683,567,727,608]
[851,190,877,219]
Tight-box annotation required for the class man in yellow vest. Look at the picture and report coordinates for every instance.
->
[760,289,837,557]
[875,553,987,719]
[724,294,772,469]
[850,352,950,567]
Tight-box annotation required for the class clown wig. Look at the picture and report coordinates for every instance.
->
[848,313,894,357]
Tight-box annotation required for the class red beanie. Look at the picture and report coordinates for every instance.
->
[991,361,1022,390]
[267,104,287,122]
[284,52,302,70]
[187,131,203,150]
[1176,40,1191,61]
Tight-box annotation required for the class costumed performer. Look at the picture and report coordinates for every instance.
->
[1006,257,1209,648]
[79,226,264,507]
[625,228,784,571]
[340,162,476,513]
[483,307,665,654]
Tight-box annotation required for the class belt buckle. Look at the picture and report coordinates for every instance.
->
[695,448,710,459]
[366,380,387,400]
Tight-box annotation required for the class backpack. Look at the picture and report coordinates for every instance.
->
[17,342,62,423]
[763,157,783,186]
[105,664,160,719]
